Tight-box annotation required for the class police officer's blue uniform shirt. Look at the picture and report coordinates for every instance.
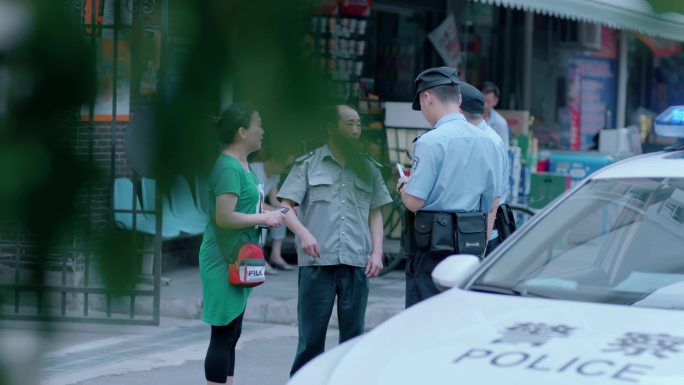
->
[476,119,510,241]
[406,112,503,214]
[477,120,509,204]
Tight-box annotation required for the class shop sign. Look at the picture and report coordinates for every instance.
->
[636,34,682,58]
[567,54,616,150]
[341,0,372,16]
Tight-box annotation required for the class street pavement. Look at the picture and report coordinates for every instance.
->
[1,265,406,385]
[40,320,332,385]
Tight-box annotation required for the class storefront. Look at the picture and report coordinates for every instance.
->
[460,0,684,152]
[319,0,684,151]
[321,0,684,208]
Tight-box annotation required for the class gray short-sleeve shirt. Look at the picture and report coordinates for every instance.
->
[277,145,392,267]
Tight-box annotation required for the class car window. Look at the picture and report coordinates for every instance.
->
[474,178,684,309]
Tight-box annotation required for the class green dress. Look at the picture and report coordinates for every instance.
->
[199,154,264,325]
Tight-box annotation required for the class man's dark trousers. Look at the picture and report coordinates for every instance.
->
[290,265,369,376]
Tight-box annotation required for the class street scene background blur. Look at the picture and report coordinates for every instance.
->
[1,0,684,384]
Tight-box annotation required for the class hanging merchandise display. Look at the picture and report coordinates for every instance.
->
[309,0,372,101]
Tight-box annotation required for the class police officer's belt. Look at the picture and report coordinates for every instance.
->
[413,211,487,257]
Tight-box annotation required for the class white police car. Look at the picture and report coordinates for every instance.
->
[288,107,684,385]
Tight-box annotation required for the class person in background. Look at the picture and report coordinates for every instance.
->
[200,103,286,385]
[481,81,510,147]
[278,104,393,376]
[250,151,295,272]
[459,82,509,255]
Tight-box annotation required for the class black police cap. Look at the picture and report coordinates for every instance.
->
[459,82,485,115]
[412,66,461,111]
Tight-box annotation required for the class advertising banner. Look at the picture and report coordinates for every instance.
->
[81,29,131,122]
[567,55,617,150]
[428,15,460,68]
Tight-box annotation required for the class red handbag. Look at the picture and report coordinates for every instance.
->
[228,243,266,287]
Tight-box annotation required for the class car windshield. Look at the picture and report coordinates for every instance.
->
[473,177,684,310]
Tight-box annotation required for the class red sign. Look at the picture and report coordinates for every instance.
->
[83,0,104,35]
[636,34,682,58]
[313,0,340,15]
[568,61,582,150]
[341,0,372,16]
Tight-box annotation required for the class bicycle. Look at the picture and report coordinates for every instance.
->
[507,203,537,227]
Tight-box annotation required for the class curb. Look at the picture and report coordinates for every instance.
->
[160,297,202,319]
[159,296,404,329]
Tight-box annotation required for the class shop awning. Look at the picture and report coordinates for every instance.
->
[470,0,684,42]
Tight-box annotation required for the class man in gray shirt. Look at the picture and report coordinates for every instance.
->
[278,104,392,375]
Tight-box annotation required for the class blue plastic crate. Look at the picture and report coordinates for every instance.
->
[548,151,614,185]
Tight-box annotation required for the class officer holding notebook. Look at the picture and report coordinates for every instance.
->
[397,66,505,308]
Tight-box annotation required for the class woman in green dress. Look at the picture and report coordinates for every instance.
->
[200,103,286,385]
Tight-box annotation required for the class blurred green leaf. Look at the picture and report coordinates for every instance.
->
[0,141,51,224]
[646,0,684,15]
[153,0,332,189]
[95,231,143,296]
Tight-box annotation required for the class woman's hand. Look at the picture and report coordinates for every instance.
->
[263,210,286,228]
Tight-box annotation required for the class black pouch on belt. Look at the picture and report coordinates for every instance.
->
[401,209,416,255]
[496,204,517,241]
[430,212,455,253]
[413,211,433,249]
[454,212,487,257]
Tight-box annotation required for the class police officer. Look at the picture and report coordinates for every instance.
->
[397,67,505,308]
[459,82,510,255]
[278,104,393,375]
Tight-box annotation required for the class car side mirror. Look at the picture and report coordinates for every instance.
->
[431,254,481,291]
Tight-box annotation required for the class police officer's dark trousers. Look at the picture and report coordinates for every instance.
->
[405,247,450,308]
[290,265,369,376]
[485,236,502,257]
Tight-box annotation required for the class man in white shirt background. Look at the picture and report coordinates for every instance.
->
[481,81,510,148]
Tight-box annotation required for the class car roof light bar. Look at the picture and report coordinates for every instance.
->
[655,106,684,152]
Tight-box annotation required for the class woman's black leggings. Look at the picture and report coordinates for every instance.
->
[205,312,244,382]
